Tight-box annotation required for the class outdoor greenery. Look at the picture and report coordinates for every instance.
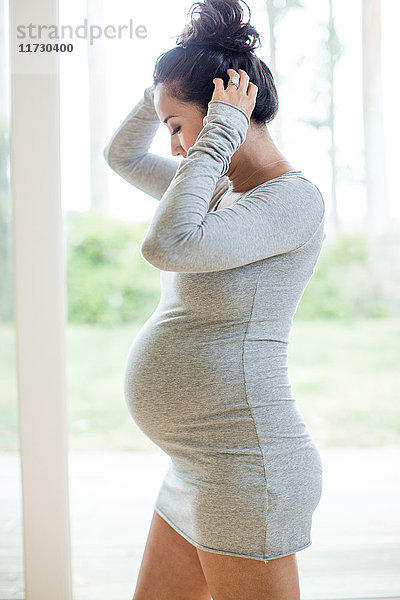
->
[66,210,160,325]
[1,317,399,452]
[65,210,398,324]
[1,211,399,452]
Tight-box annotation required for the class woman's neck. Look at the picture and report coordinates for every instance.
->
[226,124,294,193]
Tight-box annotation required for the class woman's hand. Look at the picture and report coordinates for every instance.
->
[212,68,258,120]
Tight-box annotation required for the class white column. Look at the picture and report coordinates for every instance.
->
[9,1,73,599]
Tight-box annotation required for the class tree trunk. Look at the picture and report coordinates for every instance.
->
[327,0,339,234]
[265,3,283,148]
[362,0,389,235]
[362,0,398,316]
[87,0,108,213]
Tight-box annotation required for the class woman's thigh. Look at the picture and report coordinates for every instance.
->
[133,510,212,600]
[196,548,301,600]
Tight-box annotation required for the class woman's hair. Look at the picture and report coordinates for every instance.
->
[152,0,279,126]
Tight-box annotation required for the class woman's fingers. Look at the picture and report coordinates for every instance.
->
[247,81,258,100]
[237,68,250,92]
[226,68,250,92]
[211,68,258,120]
[212,77,225,91]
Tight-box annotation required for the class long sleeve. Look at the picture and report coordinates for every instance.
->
[140,99,326,273]
[103,83,230,205]
[103,83,179,200]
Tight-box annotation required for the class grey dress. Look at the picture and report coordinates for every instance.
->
[103,83,326,563]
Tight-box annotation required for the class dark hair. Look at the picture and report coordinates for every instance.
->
[152,0,279,126]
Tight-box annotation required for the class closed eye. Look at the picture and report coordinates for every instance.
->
[172,126,181,135]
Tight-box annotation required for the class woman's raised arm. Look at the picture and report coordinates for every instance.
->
[103,83,179,201]
[140,100,326,273]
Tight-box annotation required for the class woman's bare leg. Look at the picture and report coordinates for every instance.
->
[196,548,301,600]
[133,510,212,600]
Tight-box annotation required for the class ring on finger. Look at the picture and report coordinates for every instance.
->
[227,75,240,89]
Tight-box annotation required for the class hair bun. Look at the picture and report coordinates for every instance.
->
[177,0,261,54]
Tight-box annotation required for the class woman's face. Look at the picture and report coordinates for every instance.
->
[153,83,206,158]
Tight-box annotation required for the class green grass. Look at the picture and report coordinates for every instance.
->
[1,317,399,451]
[289,317,400,447]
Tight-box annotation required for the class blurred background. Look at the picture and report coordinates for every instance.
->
[1,0,399,599]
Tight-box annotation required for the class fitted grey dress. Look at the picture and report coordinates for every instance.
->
[103,83,326,563]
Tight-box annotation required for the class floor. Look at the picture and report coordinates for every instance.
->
[1,445,400,600]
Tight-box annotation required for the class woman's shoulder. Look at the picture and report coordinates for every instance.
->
[249,170,325,211]
[238,171,325,240]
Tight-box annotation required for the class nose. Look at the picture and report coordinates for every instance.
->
[171,139,185,158]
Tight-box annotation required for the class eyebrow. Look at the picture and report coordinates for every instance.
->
[163,115,179,124]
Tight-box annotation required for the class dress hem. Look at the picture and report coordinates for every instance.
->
[153,505,313,564]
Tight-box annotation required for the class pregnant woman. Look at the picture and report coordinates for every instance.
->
[103,1,326,598]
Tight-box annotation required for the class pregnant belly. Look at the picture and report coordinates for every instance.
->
[123,312,298,455]
[123,313,242,436]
